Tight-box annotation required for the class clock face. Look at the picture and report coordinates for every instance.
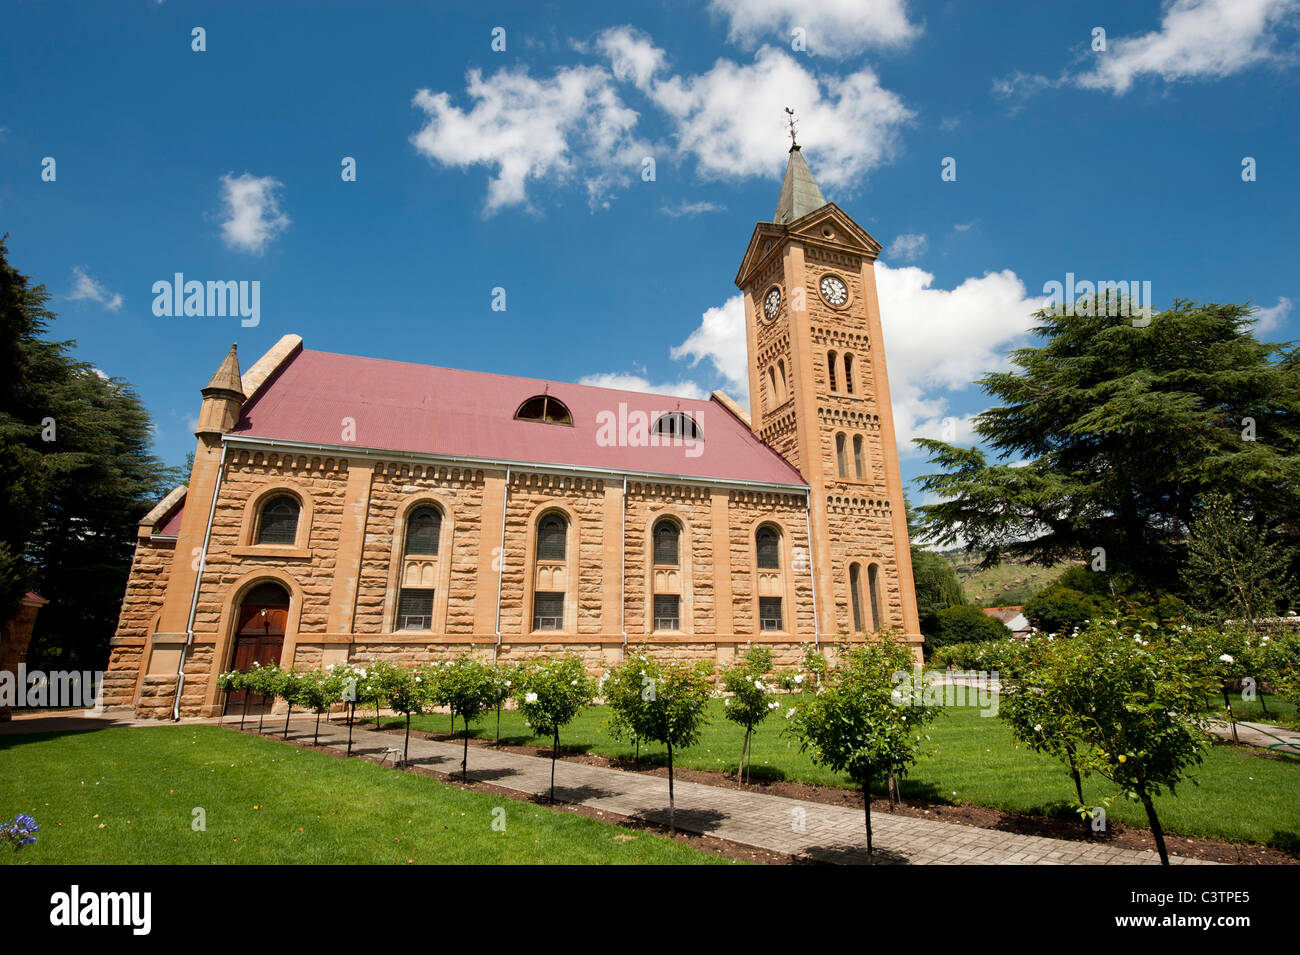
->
[820,274,848,307]
[763,286,782,321]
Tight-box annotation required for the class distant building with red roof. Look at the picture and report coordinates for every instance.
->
[106,143,922,719]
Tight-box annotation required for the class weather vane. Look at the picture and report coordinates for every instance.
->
[784,107,798,148]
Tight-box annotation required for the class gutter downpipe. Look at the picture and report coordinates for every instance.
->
[805,490,819,651]
[173,443,228,721]
[620,475,628,661]
[493,466,510,663]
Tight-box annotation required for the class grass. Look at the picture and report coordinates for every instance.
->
[394,694,1300,850]
[0,725,734,864]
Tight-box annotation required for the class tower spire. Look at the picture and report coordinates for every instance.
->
[772,114,827,225]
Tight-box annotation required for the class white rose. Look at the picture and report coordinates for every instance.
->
[525,692,538,704]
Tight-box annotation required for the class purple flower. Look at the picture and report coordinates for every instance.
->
[3,813,39,850]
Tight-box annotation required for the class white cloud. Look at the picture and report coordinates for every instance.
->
[996,0,1300,100]
[631,40,912,190]
[411,64,647,214]
[218,173,290,253]
[1252,296,1292,332]
[577,371,709,400]
[953,221,977,233]
[709,0,921,56]
[666,265,1045,456]
[885,233,927,261]
[661,200,725,217]
[68,267,123,311]
[670,294,751,402]
[1076,0,1299,94]
[414,28,913,212]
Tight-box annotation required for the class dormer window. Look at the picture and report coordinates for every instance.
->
[515,395,573,426]
[652,412,702,441]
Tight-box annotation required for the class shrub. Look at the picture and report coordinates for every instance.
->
[515,656,596,800]
[927,604,1011,653]
[786,635,938,854]
[719,645,779,782]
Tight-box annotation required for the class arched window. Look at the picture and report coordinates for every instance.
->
[767,366,778,405]
[653,519,679,566]
[777,359,788,401]
[853,435,865,480]
[827,350,839,392]
[652,412,703,442]
[843,353,855,394]
[756,525,780,570]
[404,506,442,555]
[533,512,568,632]
[514,394,573,426]
[849,563,864,632]
[868,563,883,630]
[835,432,848,478]
[537,514,567,561]
[256,495,300,545]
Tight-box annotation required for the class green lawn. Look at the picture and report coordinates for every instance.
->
[393,695,1300,849]
[0,725,733,864]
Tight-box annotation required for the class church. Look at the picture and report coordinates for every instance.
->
[105,142,921,719]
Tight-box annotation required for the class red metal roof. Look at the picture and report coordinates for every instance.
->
[159,503,185,536]
[228,349,807,487]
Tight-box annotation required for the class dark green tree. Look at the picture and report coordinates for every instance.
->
[916,299,1300,604]
[1181,494,1292,626]
[0,237,179,668]
[928,604,1011,652]
[904,497,966,638]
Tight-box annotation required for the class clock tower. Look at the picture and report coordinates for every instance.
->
[735,141,921,652]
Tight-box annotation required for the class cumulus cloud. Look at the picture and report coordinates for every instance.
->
[218,173,290,253]
[708,0,921,56]
[885,233,927,261]
[577,371,710,400]
[1076,0,1300,94]
[996,0,1300,100]
[1252,296,1292,333]
[411,27,913,212]
[411,64,648,214]
[603,29,912,190]
[669,295,751,402]
[664,265,1045,455]
[68,267,123,311]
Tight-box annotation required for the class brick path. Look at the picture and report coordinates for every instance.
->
[262,716,1211,866]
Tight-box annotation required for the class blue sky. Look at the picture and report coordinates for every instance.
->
[2,0,1297,497]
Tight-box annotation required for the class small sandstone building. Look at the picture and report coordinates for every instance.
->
[106,145,921,719]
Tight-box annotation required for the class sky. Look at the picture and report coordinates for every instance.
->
[2,0,1297,500]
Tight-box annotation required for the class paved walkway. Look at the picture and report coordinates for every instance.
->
[249,715,1209,866]
[1207,718,1300,753]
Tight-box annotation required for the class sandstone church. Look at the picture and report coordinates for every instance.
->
[105,143,921,719]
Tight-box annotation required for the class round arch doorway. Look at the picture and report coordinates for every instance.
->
[228,581,290,711]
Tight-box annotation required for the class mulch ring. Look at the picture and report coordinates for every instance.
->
[358,719,1299,866]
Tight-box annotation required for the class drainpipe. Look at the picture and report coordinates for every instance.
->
[620,475,628,661]
[492,467,510,663]
[173,443,228,721]
[805,490,820,651]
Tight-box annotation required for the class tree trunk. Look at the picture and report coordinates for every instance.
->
[282,703,292,739]
[462,716,470,781]
[863,775,874,856]
[740,728,750,784]
[347,702,355,757]
[314,710,321,746]
[667,742,675,832]
[1258,679,1270,716]
[496,704,502,745]
[375,699,381,730]
[240,693,248,732]
[1139,790,1169,866]
[551,729,559,802]
[257,697,266,733]
[1222,685,1239,743]
[403,714,412,765]
[887,771,898,811]
[634,738,639,768]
